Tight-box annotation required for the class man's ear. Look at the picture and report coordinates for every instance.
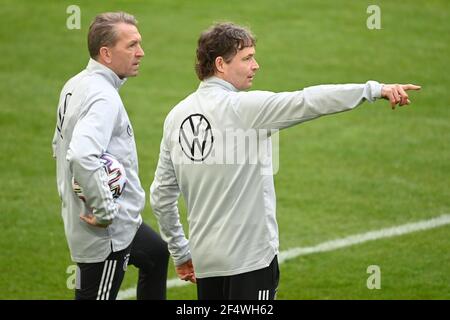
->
[215,56,225,74]
[98,46,112,64]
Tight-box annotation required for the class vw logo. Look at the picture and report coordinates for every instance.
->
[179,114,214,161]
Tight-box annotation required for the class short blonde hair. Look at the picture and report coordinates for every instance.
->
[87,12,137,59]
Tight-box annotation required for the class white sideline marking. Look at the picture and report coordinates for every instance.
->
[279,214,450,263]
[117,214,450,300]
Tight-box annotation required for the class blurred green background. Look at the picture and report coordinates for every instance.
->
[0,0,449,299]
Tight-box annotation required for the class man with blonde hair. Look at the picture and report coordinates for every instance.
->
[53,12,168,300]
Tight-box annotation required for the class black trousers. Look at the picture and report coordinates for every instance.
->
[196,256,279,300]
[75,222,169,300]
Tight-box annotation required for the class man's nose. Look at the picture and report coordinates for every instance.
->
[252,60,260,70]
[136,44,145,57]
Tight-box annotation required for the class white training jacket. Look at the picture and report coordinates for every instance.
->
[150,76,382,278]
[52,59,143,263]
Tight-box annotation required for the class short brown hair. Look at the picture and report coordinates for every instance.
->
[195,23,256,80]
[87,12,138,59]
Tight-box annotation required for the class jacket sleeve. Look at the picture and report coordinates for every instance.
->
[66,92,119,225]
[150,115,191,266]
[233,81,383,130]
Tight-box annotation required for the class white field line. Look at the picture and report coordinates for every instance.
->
[117,214,450,300]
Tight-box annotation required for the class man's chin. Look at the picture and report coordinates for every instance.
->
[124,71,139,78]
[243,81,253,90]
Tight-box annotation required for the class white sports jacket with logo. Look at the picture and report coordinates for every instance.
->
[52,59,143,263]
[150,76,382,278]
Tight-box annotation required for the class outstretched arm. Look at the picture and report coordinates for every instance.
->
[234,81,421,130]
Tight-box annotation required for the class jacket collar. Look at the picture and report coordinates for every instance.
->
[86,58,127,90]
[199,76,239,92]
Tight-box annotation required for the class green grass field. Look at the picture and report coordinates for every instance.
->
[0,0,449,299]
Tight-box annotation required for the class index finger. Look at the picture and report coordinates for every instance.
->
[79,214,90,222]
[401,84,421,91]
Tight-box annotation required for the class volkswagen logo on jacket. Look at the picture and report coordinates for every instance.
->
[178,114,214,161]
